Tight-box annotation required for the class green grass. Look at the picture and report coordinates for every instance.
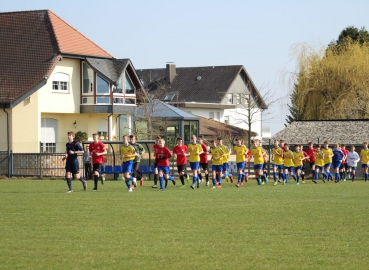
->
[1,179,369,270]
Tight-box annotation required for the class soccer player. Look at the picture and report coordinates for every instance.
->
[62,131,87,193]
[332,143,344,183]
[209,139,224,188]
[322,141,333,181]
[129,135,145,187]
[152,136,161,188]
[218,137,233,183]
[340,144,349,181]
[305,142,316,179]
[347,145,360,183]
[271,139,284,186]
[198,136,210,186]
[313,144,325,183]
[173,137,189,188]
[293,144,305,185]
[360,142,369,182]
[233,138,248,187]
[120,135,136,192]
[250,139,264,186]
[187,135,203,189]
[260,141,268,184]
[156,139,173,191]
[283,143,295,185]
[89,133,107,191]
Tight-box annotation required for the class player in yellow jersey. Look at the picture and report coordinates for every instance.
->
[313,144,325,183]
[120,135,137,192]
[271,139,284,186]
[209,139,224,188]
[322,141,333,181]
[250,139,264,186]
[283,143,296,185]
[233,138,247,187]
[293,145,305,185]
[187,134,203,189]
[360,142,369,182]
[217,137,233,183]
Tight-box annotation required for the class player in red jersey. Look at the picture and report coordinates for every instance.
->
[89,133,107,191]
[173,137,189,187]
[197,136,210,186]
[155,139,173,191]
[340,144,349,181]
[241,142,251,184]
[305,142,316,179]
[152,136,161,188]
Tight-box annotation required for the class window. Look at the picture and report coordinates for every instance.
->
[164,93,176,101]
[236,93,241,104]
[97,75,109,94]
[96,97,110,104]
[40,142,56,153]
[224,116,230,124]
[97,119,108,140]
[51,73,69,92]
[113,98,124,104]
[40,118,58,153]
[125,72,135,95]
[82,97,93,104]
[82,62,94,94]
[227,93,233,104]
[209,112,214,119]
[215,112,220,121]
[125,98,136,104]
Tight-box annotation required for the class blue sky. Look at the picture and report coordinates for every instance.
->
[2,0,368,135]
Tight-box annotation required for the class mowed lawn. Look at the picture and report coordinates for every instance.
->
[1,178,369,270]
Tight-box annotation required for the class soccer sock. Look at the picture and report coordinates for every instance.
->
[301,173,305,180]
[256,177,261,185]
[281,173,285,180]
[297,175,300,182]
[94,175,98,189]
[329,172,333,178]
[273,172,277,181]
[285,174,289,183]
[217,176,222,185]
[205,173,209,182]
[335,173,339,181]
[315,172,319,180]
[159,177,164,189]
[165,178,168,188]
[365,174,368,181]
[241,174,245,183]
[66,178,72,190]
[198,173,202,181]
[261,174,265,182]
[125,179,131,189]
[352,174,356,180]
[79,176,85,183]
[238,174,242,184]
[192,176,197,186]
[212,178,216,186]
[154,174,158,185]
[180,175,185,185]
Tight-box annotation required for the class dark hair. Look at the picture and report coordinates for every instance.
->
[217,137,222,141]
[176,137,183,141]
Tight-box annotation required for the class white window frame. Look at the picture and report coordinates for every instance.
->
[227,93,233,104]
[51,73,69,93]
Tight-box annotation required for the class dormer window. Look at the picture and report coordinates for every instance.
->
[125,72,135,95]
[52,73,69,92]
[164,93,176,102]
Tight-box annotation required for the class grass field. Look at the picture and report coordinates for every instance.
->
[1,178,369,270]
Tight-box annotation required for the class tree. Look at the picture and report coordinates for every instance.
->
[74,131,88,143]
[329,26,369,49]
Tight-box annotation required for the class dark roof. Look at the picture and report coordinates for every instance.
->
[0,10,114,106]
[136,65,267,109]
[135,99,199,120]
[272,120,369,145]
[86,58,130,83]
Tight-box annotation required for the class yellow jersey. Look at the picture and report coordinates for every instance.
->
[210,146,224,166]
[120,144,136,162]
[219,144,230,163]
[234,145,247,163]
[283,150,294,167]
[322,148,333,164]
[315,150,325,167]
[251,146,264,165]
[187,143,202,163]
[272,147,284,165]
[360,148,369,164]
[293,151,304,167]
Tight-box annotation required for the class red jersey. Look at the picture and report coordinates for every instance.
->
[199,143,208,164]
[173,145,187,165]
[305,147,316,163]
[89,141,105,164]
[244,150,251,164]
[156,146,172,167]
[341,148,349,164]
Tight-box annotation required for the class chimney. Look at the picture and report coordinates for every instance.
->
[166,63,177,84]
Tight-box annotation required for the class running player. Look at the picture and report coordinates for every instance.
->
[250,140,264,186]
[347,145,360,183]
[218,137,233,183]
[332,143,344,183]
[233,138,248,187]
[120,135,136,192]
[322,141,333,181]
[209,139,224,189]
[156,139,173,191]
[63,131,87,193]
[271,139,284,186]
[360,142,369,182]
[187,134,203,189]
[313,144,324,183]
[89,133,107,191]
[283,143,295,185]
[305,142,316,179]
[198,136,210,186]
[172,137,189,188]
[129,135,145,187]
[293,144,305,185]
[152,136,161,188]
[340,144,349,181]
[260,141,268,184]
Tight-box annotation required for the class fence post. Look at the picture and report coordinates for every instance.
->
[7,150,12,178]
[39,152,42,178]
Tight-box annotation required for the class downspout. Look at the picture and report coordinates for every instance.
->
[3,107,9,151]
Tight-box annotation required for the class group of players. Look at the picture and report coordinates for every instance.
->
[63,130,369,193]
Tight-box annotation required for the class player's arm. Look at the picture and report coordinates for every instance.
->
[97,147,107,156]
[72,143,84,155]
[138,143,145,156]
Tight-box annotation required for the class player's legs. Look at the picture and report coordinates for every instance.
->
[92,164,101,191]
[65,162,73,192]
[190,162,200,189]
[362,164,368,182]
[152,163,159,188]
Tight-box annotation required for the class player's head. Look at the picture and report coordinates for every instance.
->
[191,134,197,144]
[235,138,242,146]
[351,145,355,151]
[176,137,183,145]
[308,142,313,148]
[159,139,165,147]
[274,140,279,147]
[67,131,75,142]
[122,135,129,144]
[252,139,258,147]
[363,142,368,148]
[315,144,321,150]
[334,143,340,149]
[129,134,136,144]
[198,135,204,143]
[86,146,89,151]
[295,145,300,151]
[92,133,99,142]
[155,136,161,144]
[210,139,216,147]
[279,140,285,146]
[284,143,289,150]
[217,137,223,145]
[323,141,329,148]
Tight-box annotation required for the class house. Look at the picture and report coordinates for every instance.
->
[136,63,267,139]
[0,10,143,152]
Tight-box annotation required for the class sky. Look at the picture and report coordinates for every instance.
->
[2,0,369,135]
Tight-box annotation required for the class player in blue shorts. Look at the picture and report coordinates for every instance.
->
[209,140,224,189]
[332,143,344,183]
[63,131,87,193]
[120,135,136,192]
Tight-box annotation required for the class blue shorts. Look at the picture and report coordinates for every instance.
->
[190,162,200,170]
[315,166,323,171]
[65,159,79,174]
[324,162,332,169]
[348,166,356,171]
[361,164,368,169]
[272,164,284,170]
[222,163,229,171]
[158,166,170,175]
[295,166,303,171]
[285,166,295,173]
[237,162,245,170]
[333,162,342,169]
[254,164,263,170]
[212,164,223,173]
[122,160,133,173]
